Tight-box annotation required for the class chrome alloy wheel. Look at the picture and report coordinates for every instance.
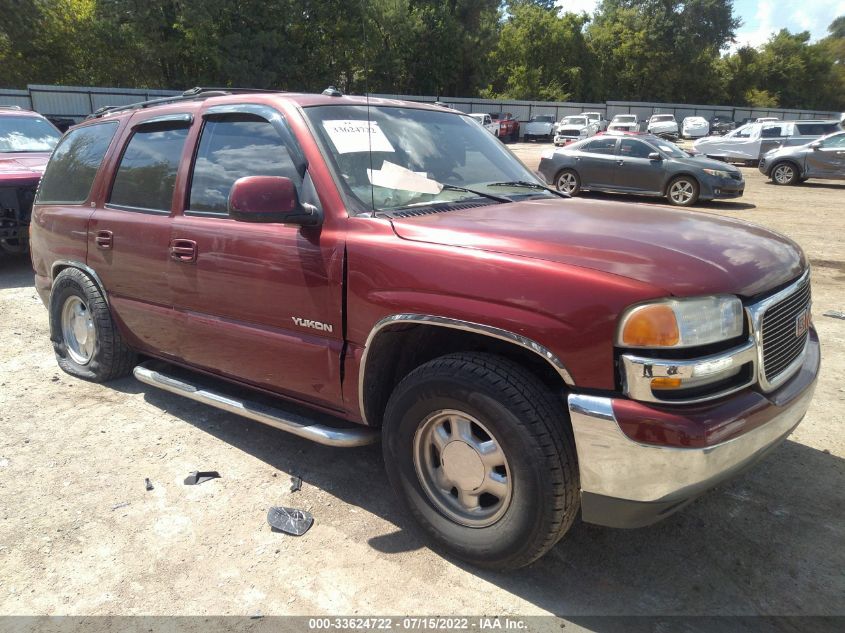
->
[773,164,795,184]
[61,295,95,365]
[413,409,513,528]
[556,171,578,194]
[668,179,694,204]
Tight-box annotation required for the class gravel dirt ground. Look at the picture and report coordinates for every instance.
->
[1,142,843,625]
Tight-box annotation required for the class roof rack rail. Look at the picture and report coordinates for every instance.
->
[85,87,283,120]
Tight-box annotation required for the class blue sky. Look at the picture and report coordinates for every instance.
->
[558,0,845,48]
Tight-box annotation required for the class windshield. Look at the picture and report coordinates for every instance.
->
[530,116,554,123]
[651,115,673,122]
[305,105,550,214]
[562,117,587,126]
[615,115,636,122]
[0,115,61,152]
[653,140,688,158]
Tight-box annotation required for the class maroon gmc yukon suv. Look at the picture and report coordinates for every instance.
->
[30,89,819,570]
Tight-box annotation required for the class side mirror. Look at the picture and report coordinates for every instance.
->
[648,152,662,160]
[228,176,320,226]
[809,141,822,150]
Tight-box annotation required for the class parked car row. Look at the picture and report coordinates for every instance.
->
[538,125,845,206]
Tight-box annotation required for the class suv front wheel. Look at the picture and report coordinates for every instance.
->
[49,268,136,382]
[382,352,579,570]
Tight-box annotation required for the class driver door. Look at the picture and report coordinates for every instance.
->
[168,104,345,409]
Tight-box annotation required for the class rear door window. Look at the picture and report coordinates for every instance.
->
[187,116,300,216]
[583,138,618,155]
[36,122,118,204]
[797,122,839,136]
[109,124,190,213]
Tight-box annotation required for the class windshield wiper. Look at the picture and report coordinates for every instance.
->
[440,184,513,203]
[484,181,569,199]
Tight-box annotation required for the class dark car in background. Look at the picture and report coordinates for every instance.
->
[0,106,62,254]
[538,133,744,206]
[759,131,845,185]
[709,116,734,135]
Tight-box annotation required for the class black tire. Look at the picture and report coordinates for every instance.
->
[49,267,136,382]
[666,175,700,206]
[382,352,579,570]
[554,168,581,196]
[770,161,800,186]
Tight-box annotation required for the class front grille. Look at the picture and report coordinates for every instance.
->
[761,275,811,382]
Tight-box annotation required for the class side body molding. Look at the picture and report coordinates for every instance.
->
[358,313,576,425]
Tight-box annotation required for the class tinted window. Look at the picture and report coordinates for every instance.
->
[583,138,617,155]
[761,126,785,138]
[188,117,299,215]
[37,122,118,204]
[619,139,654,158]
[796,122,839,136]
[109,125,189,212]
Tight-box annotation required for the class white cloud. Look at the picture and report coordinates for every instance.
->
[556,0,599,16]
[733,0,845,49]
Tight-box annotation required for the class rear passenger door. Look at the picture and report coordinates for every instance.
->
[576,137,618,189]
[168,104,344,410]
[88,114,192,357]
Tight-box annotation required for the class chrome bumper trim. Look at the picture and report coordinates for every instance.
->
[567,384,814,503]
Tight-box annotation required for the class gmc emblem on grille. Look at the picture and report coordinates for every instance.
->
[795,309,810,338]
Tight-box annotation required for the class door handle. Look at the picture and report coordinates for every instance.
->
[616,160,624,165]
[95,230,113,250]
[169,239,197,263]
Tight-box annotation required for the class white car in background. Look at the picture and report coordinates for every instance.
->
[607,114,639,132]
[581,111,608,131]
[681,116,710,138]
[553,115,598,146]
[523,115,556,142]
[647,114,679,139]
[468,113,499,136]
[694,119,842,164]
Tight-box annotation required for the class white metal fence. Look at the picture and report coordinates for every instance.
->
[2,84,839,132]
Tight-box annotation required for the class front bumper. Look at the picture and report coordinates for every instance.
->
[700,174,745,200]
[568,329,819,528]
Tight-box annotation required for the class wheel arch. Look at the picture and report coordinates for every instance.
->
[358,315,575,427]
[769,158,803,180]
[663,171,700,196]
[50,260,109,306]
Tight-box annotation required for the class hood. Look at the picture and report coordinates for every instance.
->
[389,197,804,299]
[0,152,50,179]
[674,155,742,172]
[648,121,678,132]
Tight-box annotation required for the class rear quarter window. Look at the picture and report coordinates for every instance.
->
[36,122,118,204]
[796,123,840,136]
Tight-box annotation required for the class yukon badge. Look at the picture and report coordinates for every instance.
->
[292,317,333,333]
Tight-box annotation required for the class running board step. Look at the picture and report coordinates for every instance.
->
[133,361,378,448]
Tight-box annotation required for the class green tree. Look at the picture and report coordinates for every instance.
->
[487,3,591,101]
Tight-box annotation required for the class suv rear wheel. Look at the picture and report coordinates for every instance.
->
[382,352,579,570]
[49,268,136,382]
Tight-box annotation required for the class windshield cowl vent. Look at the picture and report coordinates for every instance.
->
[390,201,494,218]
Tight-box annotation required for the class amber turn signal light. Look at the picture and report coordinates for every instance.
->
[619,304,680,347]
[651,377,683,390]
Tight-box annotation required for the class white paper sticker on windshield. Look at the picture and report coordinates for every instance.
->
[322,120,395,154]
[367,161,443,195]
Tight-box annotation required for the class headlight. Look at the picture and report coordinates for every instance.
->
[617,296,744,348]
[703,168,733,178]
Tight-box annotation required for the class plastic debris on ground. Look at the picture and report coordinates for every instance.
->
[267,506,314,536]
[184,471,221,485]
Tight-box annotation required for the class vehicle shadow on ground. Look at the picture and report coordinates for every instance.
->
[763,181,845,191]
[0,253,34,290]
[577,191,756,211]
[120,376,844,617]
